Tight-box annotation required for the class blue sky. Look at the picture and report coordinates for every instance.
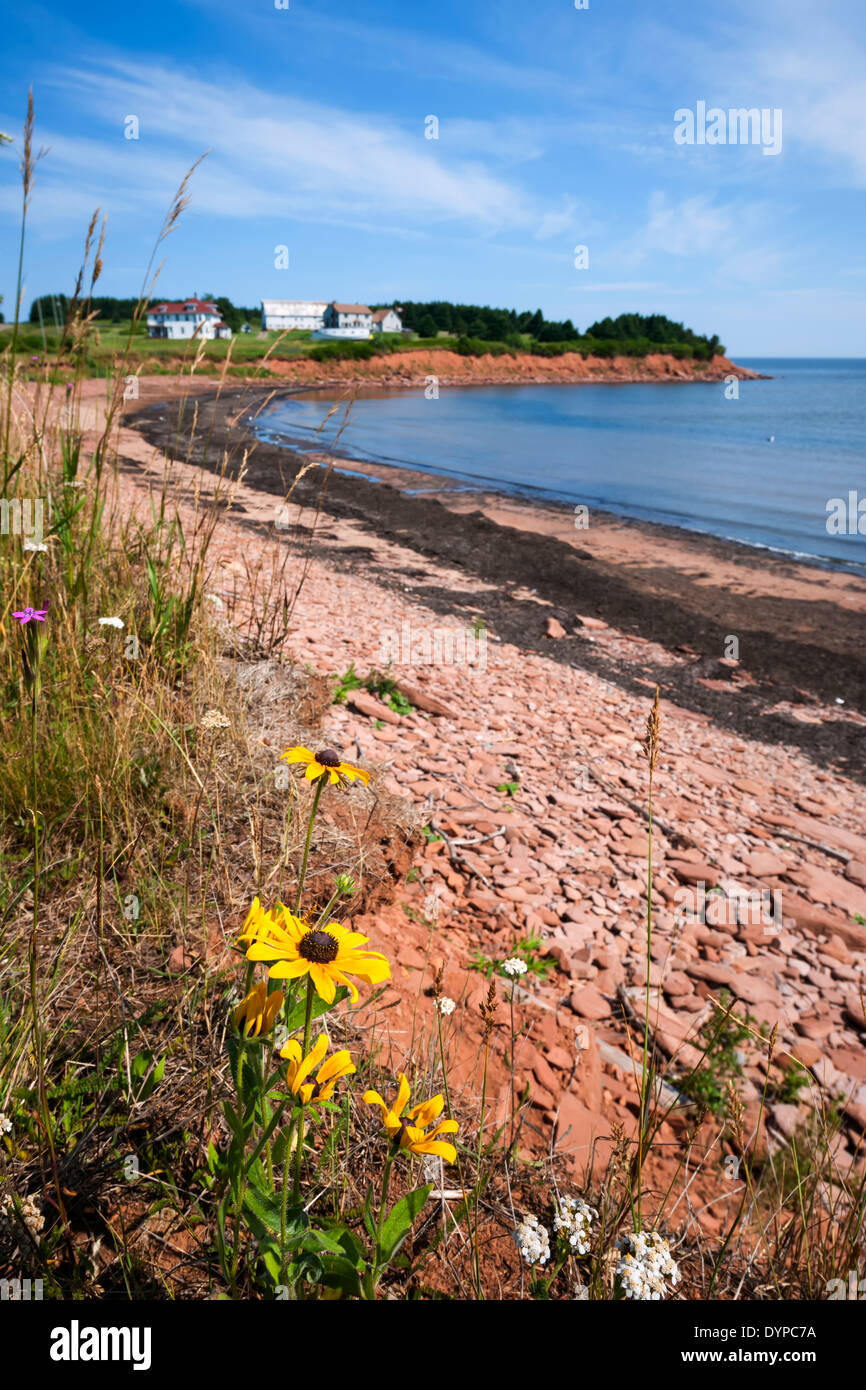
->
[1,0,864,355]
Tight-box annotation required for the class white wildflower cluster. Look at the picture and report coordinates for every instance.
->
[615,1231,680,1300]
[98,616,124,629]
[23,540,48,553]
[437,997,456,1016]
[0,1192,45,1239]
[553,1195,597,1255]
[200,708,231,732]
[0,1112,12,1135]
[513,1214,550,1266]
[502,957,527,977]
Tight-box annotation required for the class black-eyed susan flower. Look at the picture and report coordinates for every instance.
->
[364,1074,459,1163]
[246,909,390,1004]
[281,745,370,787]
[281,1033,356,1105]
[233,980,285,1038]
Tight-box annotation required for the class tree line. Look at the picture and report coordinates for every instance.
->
[28,295,262,333]
[377,302,723,355]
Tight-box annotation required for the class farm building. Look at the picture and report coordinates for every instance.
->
[372,307,403,333]
[146,299,232,339]
[324,303,374,332]
[260,300,328,331]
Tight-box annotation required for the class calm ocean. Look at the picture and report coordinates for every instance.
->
[254,359,866,572]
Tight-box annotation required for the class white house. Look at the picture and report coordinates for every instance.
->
[261,300,328,331]
[372,307,403,334]
[324,303,373,332]
[146,298,232,339]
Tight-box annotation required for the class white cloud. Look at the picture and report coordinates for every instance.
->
[30,60,539,232]
[644,191,733,257]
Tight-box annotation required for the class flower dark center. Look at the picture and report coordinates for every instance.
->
[394,1119,415,1148]
[315,748,341,768]
[299,929,339,963]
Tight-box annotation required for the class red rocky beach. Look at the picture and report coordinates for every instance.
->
[104,374,866,1218]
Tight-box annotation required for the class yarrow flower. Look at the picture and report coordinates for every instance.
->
[0,1193,44,1238]
[23,541,47,553]
[200,708,231,732]
[616,1230,680,1300]
[281,745,370,787]
[281,1033,355,1105]
[553,1195,597,1255]
[502,957,527,977]
[232,980,285,1038]
[0,1112,12,1135]
[97,616,124,629]
[513,1214,550,1266]
[364,1075,459,1163]
[240,897,390,1004]
[12,606,48,625]
[437,997,456,1016]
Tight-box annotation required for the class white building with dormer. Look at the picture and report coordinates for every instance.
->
[146,298,231,339]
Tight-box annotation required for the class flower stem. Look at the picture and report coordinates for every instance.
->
[474,1038,491,1300]
[293,778,325,915]
[373,1149,395,1289]
[638,761,655,1229]
[291,979,315,1202]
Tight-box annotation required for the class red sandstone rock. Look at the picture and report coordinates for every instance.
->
[346,689,402,724]
[569,986,612,1020]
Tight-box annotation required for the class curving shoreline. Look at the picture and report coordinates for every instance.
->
[255,347,767,389]
[123,378,866,763]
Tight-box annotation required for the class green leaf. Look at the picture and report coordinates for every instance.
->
[319,1255,363,1299]
[242,1187,284,1238]
[297,1251,324,1285]
[362,1185,377,1239]
[378,1184,432,1264]
[302,1227,350,1257]
[283,985,350,1036]
[338,1227,367,1268]
[126,1049,166,1101]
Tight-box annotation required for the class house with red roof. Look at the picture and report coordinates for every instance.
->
[146,298,232,340]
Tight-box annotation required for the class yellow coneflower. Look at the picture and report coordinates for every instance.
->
[364,1074,459,1163]
[245,909,390,1004]
[281,1033,356,1105]
[281,745,370,787]
[232,980,285,1038]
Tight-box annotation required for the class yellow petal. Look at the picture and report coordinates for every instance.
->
[281,747,314,765]
[318,1049,355,1083]
[339,761,369,783]
[305,762,325,781]
[341,953,391,986]
[414,1139,457,1163]
[410,1094,444,1127]
[277,909,307,943]
[292,1034,328,1094]
[267,957,310,980]
[333,931,369,952]
[327,968,360,1003]
[394,1074,411,1119]
[309,963,337,1004]
[363,1089,388,1114]
[429,1118,459,1138]
[280,1039,303,1064]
